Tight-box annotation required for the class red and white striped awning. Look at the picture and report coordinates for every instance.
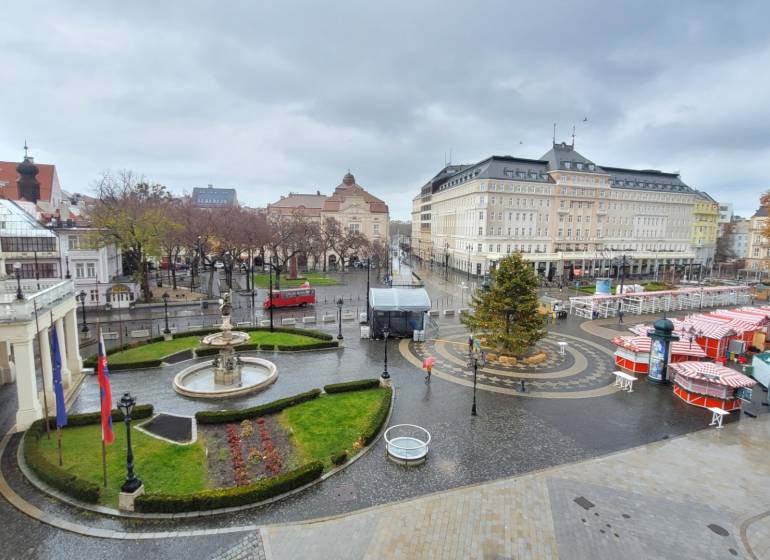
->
[715,309,768,325]
[612,336,706,357]
[669,361,756,388]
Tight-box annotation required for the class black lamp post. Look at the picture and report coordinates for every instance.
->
[268,260,274,332]
[444,242,449,279]
[336,297,344,340]
[162,292,171,334]
[381,326,390,379]
[65,255,71,279]
[117,392,142,493]
[78,290,89,333]
[365,257,371,321]
[13,262,23,300]
[468,349,486,416]
[467,244,471,280]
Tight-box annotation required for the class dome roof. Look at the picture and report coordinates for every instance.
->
[342,172,355,186]
[16,156,38,177]
[653,317,674,333]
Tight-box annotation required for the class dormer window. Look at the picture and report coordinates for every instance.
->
[564,161,572,169]
[576,162,583,170]
[588,164,595,171]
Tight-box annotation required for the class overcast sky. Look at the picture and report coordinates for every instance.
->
[1,1,768,220]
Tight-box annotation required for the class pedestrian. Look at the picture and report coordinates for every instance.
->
[425,362,432,384]
[618,309,624,324]
[468,336,474,356]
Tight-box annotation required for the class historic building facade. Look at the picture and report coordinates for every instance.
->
[691,192,719,268]
[746,207,770,274]
[267,172,389,268]
[417,142,712,280]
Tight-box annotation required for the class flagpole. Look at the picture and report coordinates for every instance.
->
[51,310,64,466]
[33,299,51,439]
[57,426,63,466]
[98,325,108,488]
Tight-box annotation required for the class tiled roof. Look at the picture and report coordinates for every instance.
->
[0,160,60,205]
[323,173,388,214]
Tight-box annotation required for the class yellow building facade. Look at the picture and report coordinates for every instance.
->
[690,193,719,267]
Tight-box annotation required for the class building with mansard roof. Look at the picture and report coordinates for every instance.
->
[413,141,717,281]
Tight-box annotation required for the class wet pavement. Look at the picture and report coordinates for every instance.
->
[1,262,765,559]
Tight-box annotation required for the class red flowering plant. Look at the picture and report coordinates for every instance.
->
[257,419,283,476]
[226,424,251,486]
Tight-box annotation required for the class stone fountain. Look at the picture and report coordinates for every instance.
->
[173,292,278,399]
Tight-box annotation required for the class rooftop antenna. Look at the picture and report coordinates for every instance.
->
[571,125,576,148]
[449,149,452,165]
[552,123,556,145]
[23,139,29,158]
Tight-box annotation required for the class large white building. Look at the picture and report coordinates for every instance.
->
[413,142,711,280]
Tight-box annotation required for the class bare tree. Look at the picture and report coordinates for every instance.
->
[335,229,369,271]
[320,217,342,271]
[266,210,310,289]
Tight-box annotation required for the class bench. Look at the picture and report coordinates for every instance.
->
[428,310,440,317]
[260,320,272,327]
[302,316,317,324]
[612,370,638,393]
[708,406,729,429]
[443,309,455,316]
[322,314,336,323]
[342,312,356,321]
[186,324,203,330]
[129,329,150,338]
[102,332,119,340]
[281,318,296,326]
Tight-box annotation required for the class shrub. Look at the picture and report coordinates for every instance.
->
[108,359,164,371]
[83,337,165,366]
[195,389,321,424]
[39,404,155,428]
[259,343,276,351]
[24,420,100,504]
[330,450,348,466]
[361,388,392,445]
[275,341,338,351]
[194,346,219,357]
[135,461,324,512]
[324,379,380,394]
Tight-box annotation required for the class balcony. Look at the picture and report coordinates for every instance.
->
[0,279,75,323]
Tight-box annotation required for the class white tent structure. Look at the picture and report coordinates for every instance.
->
[369,288,431,338]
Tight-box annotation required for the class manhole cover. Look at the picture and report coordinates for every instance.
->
[334,484,358,503]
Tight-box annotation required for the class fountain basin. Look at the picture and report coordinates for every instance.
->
[201,330,250,346]
[173,357,278,399]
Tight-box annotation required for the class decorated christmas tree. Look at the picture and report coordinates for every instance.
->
[461,253,546,355]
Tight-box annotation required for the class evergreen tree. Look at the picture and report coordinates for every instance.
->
[461,253,545,355]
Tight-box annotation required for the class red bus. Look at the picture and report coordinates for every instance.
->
[263,287,316,309]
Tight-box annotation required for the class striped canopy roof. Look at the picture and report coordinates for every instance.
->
[612,336,707,357]
[669,361,756,388]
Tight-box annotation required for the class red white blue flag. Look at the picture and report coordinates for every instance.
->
[97,333,114,444]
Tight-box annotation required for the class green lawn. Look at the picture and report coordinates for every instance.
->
[252,272,338,288]
[35,423,207,507]
[106,332,325,364]
[247,331,321,347]
[106,335,202,365]
[280,388,389,468]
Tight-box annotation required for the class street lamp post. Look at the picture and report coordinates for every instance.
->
[268,260,274,332]
[444,242,449,280]
[162,292,171,335]
[13,262,23,300]
[78,290,89,333]
[336,297,344,340]
[468,348,486,416]
[467,244,471,280]
[381,326,390,379]
[65,255,71,279]
[117,392,142,494]
[366,257,371,321]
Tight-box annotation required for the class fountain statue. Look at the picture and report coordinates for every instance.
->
[173,290,278,398]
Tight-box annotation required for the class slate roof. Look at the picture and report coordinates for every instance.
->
[753,206,768,218]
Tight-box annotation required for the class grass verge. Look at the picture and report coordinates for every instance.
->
[252,272,338,288]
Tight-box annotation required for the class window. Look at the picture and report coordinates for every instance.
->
[90,289,98,303]
[373,223,379,234]
[75,263,85,278]
[87,262,96,278]
[479,212,484,220]
[477,243,482,252]
[478,227,483,235]
[348,223,360,233]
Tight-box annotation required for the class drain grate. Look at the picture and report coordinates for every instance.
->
[573,496,595,511]
[334,484,358,503]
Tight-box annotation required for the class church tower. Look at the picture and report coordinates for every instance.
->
[16,141,40,203]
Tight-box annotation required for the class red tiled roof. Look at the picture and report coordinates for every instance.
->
[0,160,59,205]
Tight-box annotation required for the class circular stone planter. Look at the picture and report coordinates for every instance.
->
[385,424,431,466]
[173,357,278,399]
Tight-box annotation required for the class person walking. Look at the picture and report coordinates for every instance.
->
[425,362,432,384]
[618,308,624,324]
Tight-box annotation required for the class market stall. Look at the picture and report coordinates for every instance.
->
[612,336,707,374]
[368,287,432,339]
[669,361,756,412]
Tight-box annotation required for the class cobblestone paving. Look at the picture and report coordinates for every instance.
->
[210,532,266,560]
[261,415,770,559]
[405,325,617,397]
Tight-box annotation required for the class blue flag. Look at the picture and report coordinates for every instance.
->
[51,328,67,428]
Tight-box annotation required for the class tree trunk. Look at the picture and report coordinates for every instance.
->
[141,255,151,301]
[274,266,282,290]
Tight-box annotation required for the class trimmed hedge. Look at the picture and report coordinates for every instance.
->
[276,341,338,351]
[83,337,165,368]
[195,389,321,424]
[324,379,380,394]
[24,420,101,504]
[194,346,219,357]
[108,359,164,371]
[259,343,276,351]
[135,460,324,513]
[330,450,348,466]
[23,406,152,505]
[362,388,392,445]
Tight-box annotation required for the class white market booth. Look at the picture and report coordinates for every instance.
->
[368,288,432,339]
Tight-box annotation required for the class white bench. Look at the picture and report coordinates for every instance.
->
[428,310,440,317]
[260,320,272,327]
[612,370,638,392]
[322,314,336,323]
[443,309,455,316]
[102,332,119,340]
[342,312,356,321]
[130,329,150,338]
[187,324,203,330]
[708,406,729,429]
[236,321,253,327]
[281,317,296,326]
[302,316,317,324]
